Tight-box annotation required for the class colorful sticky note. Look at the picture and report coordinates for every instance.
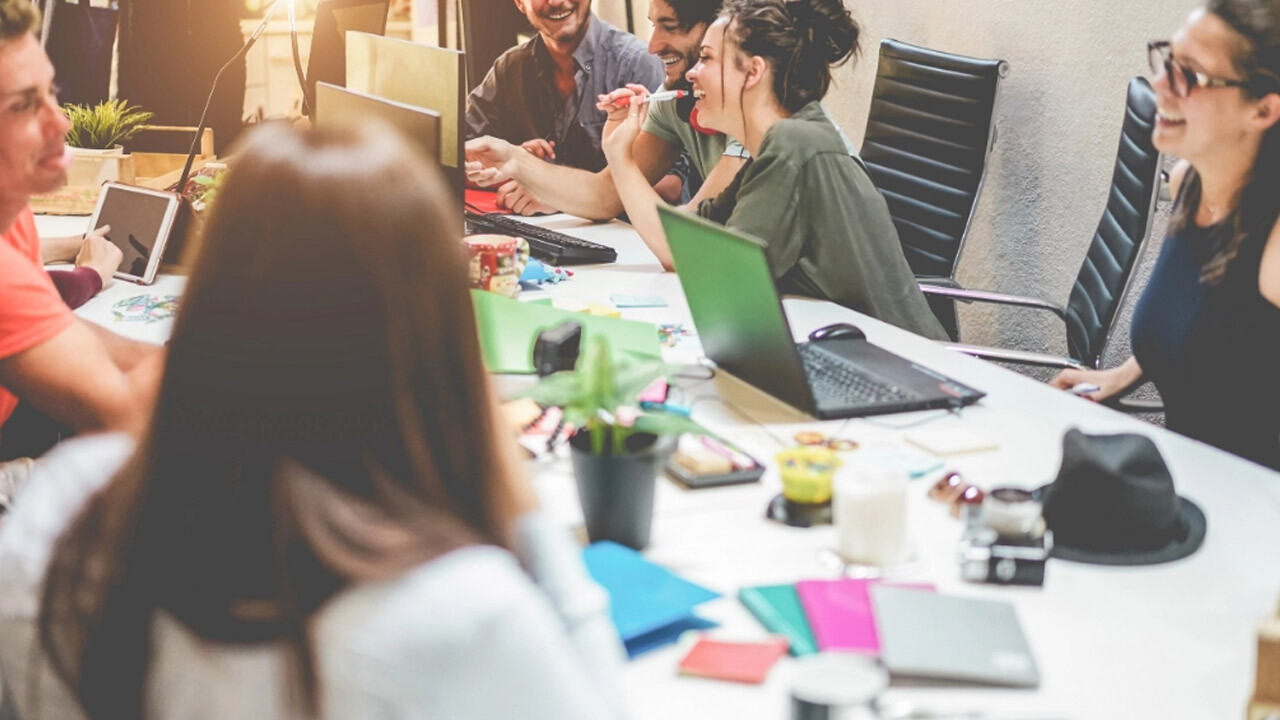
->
[677,636,789,684]
[611,294,669,308]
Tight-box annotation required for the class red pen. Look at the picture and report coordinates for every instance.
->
[611,89,688,108]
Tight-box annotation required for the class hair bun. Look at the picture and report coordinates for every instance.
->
[786,0,858,65]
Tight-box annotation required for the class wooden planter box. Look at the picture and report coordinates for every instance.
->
[29,126,214,214]
[30,148,135,215]
[129,125,215,189]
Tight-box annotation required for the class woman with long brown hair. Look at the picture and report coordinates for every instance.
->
[0,122,624,719]
[1053,0,1280,471]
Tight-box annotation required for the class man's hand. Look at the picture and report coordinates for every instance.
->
[465,136,521,188]
[520,138,556,162]
[497,181,556,216]
[74,225,123,289]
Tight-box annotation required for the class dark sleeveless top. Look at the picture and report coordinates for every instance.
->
[1130,210,1280,471]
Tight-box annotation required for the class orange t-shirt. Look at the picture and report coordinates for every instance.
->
[0,206,76,428]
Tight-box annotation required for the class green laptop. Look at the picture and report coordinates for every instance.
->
[657,206,984,419]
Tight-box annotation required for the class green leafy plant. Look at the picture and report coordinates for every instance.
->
[190,169,228,214]
[520,335,700,455]
[62,100,155,150]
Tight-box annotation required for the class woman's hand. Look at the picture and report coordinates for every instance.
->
[1049,358,1142,402]
[75,225,123,288]
[598,83,650,148]
[601,92,649,167]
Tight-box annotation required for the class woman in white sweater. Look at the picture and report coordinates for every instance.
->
[0,122,625,720]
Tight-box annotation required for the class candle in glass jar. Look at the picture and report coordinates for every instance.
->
[833,466,909,566]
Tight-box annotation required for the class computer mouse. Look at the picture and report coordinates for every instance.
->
[808,322,866,342]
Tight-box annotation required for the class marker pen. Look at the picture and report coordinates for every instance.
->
[612,89,688,108]
[1069,382,1101,396]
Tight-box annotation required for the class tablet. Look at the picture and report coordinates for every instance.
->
[87,181,182,285]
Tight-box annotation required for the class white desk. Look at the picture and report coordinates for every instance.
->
[515,214,1280,720]
[34,212,1280,719]
[35,215,187,345]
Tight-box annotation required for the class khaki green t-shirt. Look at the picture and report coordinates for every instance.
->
[642,99,747,184]
[696,102,946,341]
[643,99,858,188]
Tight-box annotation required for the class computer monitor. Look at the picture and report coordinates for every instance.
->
[314,81,441,161]
[345,32,465,202]
[305,0,390,112]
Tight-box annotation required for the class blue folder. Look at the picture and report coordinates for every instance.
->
[582,541,719,657]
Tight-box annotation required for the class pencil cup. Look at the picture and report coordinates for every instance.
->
[465,235,528,298]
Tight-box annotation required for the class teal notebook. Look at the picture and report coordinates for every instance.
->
[471,290,662,373]
[738,584,818,657]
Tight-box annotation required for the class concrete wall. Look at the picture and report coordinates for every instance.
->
[820,0,1201,374]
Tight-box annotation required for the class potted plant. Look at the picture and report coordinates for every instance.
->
[521,336,699,550]
[63,99,155,152]
[34,100,156,214]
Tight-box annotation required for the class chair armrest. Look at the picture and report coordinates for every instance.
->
[945,343,1087,370]
[915,275,964,290]
[1102,374,1164,414]
[948,340,1166,414]
[1107,396,1165,413]
[919,285,1068,321]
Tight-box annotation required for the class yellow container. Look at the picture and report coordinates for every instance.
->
[776,446,841,504]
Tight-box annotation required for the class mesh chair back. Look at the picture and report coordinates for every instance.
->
[861,39,1007,280]
[1064,78,1161,368]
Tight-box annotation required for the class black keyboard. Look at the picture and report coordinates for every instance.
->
[464,212,617,266]
[797,343,915,407]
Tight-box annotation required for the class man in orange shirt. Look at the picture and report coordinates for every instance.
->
[0,0,161,470]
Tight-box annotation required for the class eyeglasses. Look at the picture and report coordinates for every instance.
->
[1147,41,1250,98]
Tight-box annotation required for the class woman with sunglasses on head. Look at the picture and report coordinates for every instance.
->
[1052,0,1280,470]
[0,123,624,719]
[602,0,947,341]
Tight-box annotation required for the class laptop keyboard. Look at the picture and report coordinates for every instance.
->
[797,343,915,407]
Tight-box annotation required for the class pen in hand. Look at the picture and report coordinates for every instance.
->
[604,89,688,109]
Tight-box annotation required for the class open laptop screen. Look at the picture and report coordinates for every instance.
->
[658,205,816,412]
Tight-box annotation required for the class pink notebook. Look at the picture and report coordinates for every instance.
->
[796,579,934,655]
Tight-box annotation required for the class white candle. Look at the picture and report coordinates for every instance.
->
[833,466,908,567]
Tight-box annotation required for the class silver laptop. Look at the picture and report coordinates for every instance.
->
[871,586,1041,688]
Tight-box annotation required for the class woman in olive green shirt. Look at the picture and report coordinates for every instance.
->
[603,0,946,341]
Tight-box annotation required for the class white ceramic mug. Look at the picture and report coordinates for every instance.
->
[832,466,909,567]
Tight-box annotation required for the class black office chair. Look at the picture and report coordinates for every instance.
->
[860,39,1009,340]
[922,78,1164,411]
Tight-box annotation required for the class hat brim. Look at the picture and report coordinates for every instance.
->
[1033,485,1207,566]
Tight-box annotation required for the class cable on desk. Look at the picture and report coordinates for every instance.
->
[860,406,962,430]
[686,394,792,449]
[670,362,715,381]
[672,364,863,450]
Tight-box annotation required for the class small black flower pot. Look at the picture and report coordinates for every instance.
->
[569,430,668,550]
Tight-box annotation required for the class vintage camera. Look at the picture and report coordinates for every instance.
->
[957,488,1052,587]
